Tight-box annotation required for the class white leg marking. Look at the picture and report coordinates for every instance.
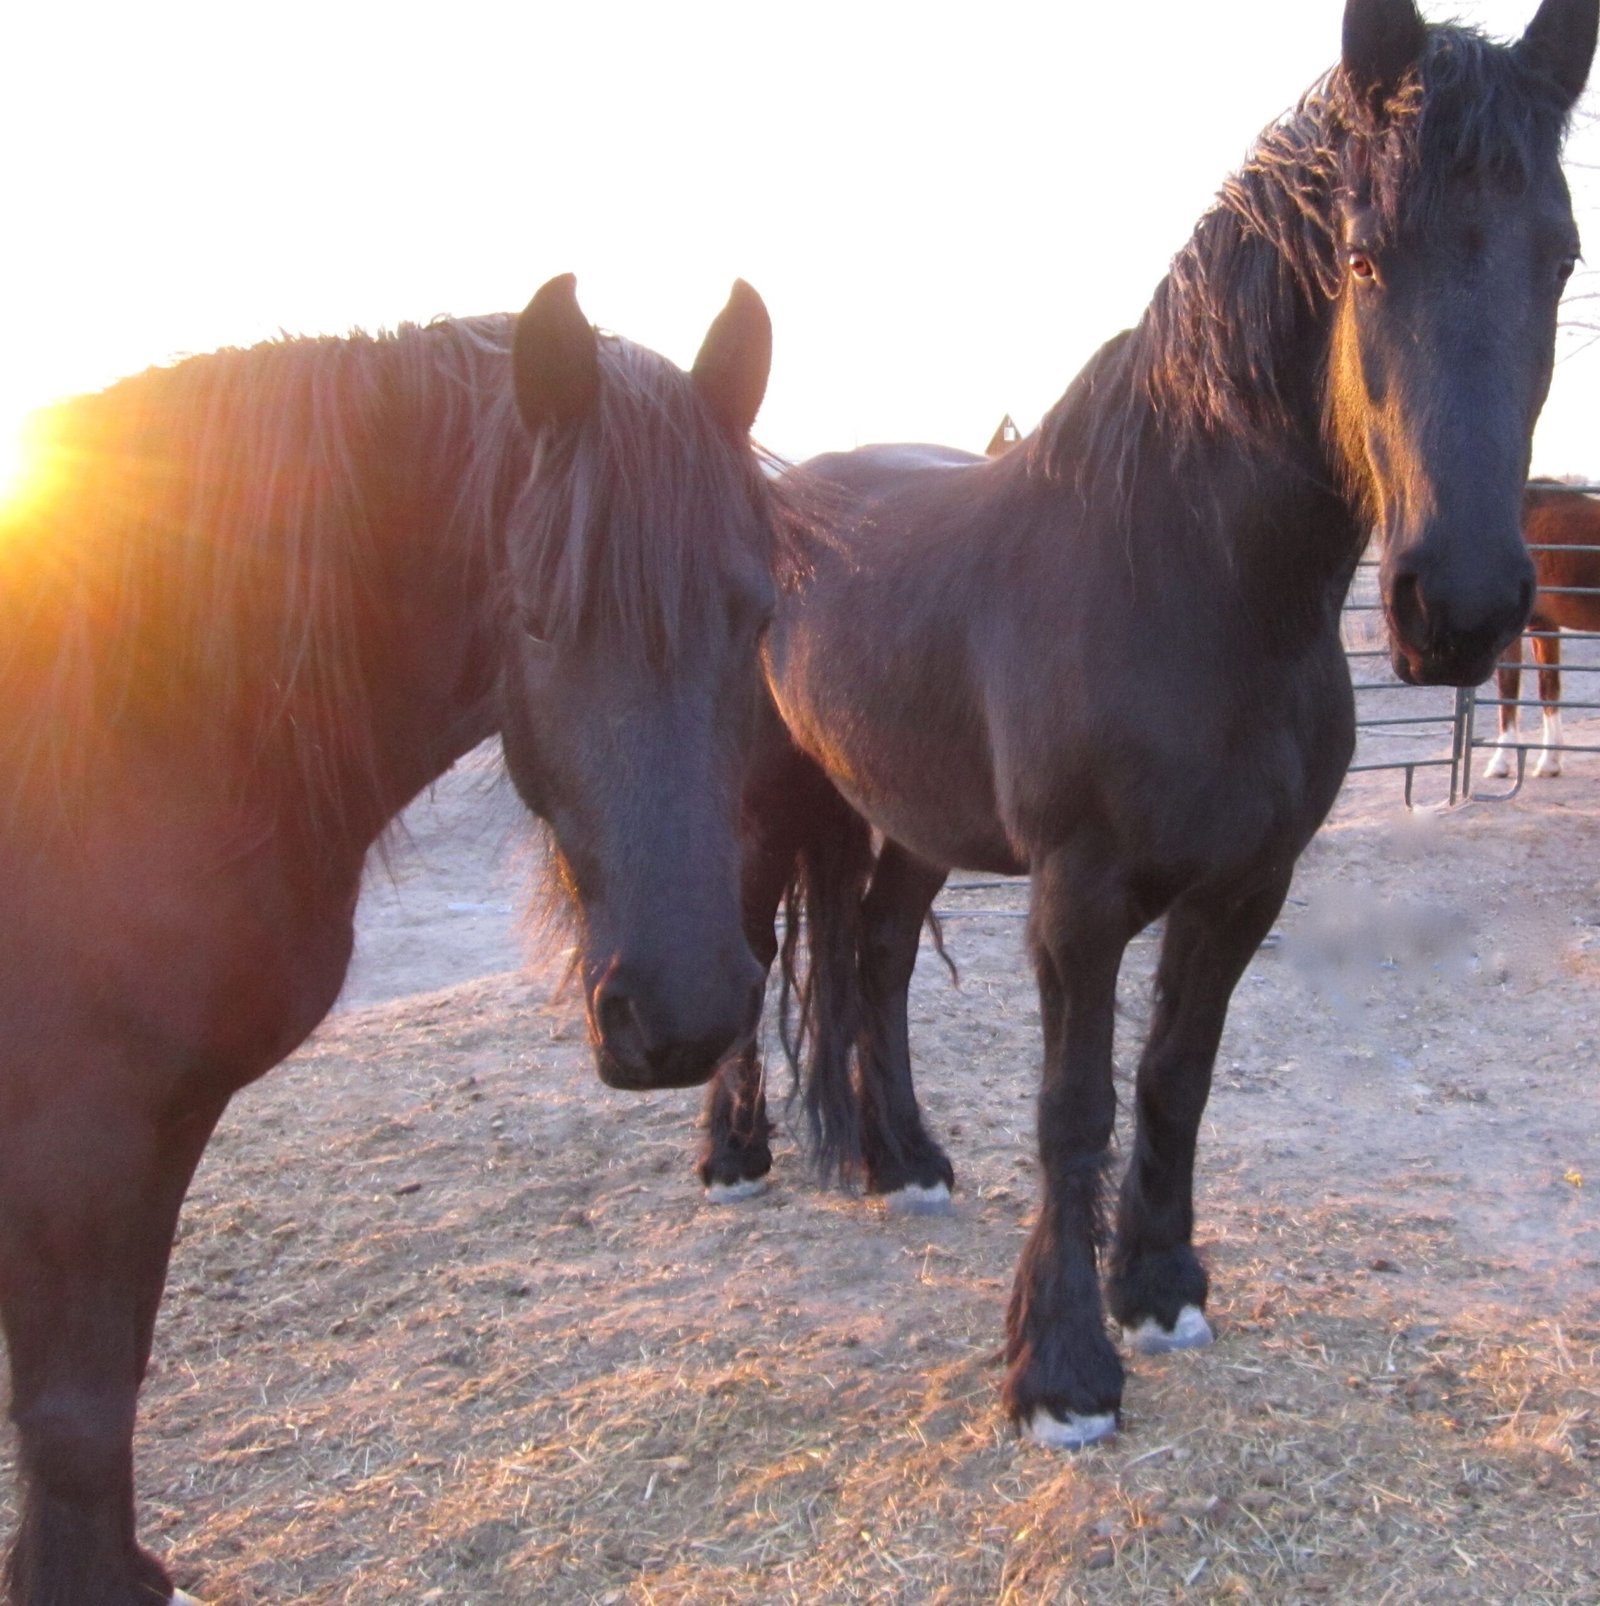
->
[1027,1407,1118,1450]
[704,1177,769,1204]
[1483,714,1518,779]
[1122,1303,1214,1356]
[882,1180,953,1215]
[1536,709,1564,778]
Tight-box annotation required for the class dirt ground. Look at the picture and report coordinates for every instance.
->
[5,723,1600,1604]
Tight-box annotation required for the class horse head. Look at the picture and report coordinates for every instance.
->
[500,274,776,1090]
[1328,0,1596,685]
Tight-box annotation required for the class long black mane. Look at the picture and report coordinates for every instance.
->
[1033,23,1580,497]
[0,315,796,839]
[507,335,791,664]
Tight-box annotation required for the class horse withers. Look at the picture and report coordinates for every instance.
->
[758,0,1593,1452]
[0,277,782,1606]
[1483,480,1600,779]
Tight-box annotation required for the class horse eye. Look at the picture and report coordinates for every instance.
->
[515,606,557,657]
[1557,255,1579,287]
[1347,251,1377,283]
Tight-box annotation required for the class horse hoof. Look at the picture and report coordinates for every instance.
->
[1026,1407,1118,1450]
[881,1180,953,1215]
[1482,753,1511,779]
[1535,760,1562,779]
[1123,1304,1214,1356]
[704,1176,768,1204]
[171,1591,208,1606]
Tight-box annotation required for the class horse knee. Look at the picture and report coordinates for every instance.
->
[11,1388,136,1502]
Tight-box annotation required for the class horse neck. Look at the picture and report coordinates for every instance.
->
[1052,328,1365,649]
[326,357,511,840]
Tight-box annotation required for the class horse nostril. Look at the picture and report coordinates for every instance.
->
[1388,568,1428,647]
[595,982,646,1062]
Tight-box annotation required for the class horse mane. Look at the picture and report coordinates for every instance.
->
[0,317,524,841]
[1032,22,1579,498]
[507,334,800,663]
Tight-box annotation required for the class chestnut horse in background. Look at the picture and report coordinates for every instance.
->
[1483,479,1600,779]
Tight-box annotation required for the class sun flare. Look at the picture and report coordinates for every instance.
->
[0,412,31,510]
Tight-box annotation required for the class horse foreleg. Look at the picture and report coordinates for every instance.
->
[1532,626,1563,778]
[856,841,953,1211]
[1482,633,1524,779]
[0,1081,224,1606]
[1106,870,1291,1355]
[1003,847,1133,1449]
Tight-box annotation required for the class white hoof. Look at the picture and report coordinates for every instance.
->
[171,1592,207,1606]
[1534,755,1562,779]
[881,1180,953,1215]
[1482,750,1511,780]
[1123,1304,1214,1356]
[704,1176,768,1204]
[1027,1407,1118,1450]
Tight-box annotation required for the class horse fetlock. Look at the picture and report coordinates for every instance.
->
[865,1138,955,1203]
[879,1180,954,1216]
[703,1176,770,1205]
[1122,1304,1215,1356]
[1107,1240,1210,1334]
[1025,1407,1119,1451]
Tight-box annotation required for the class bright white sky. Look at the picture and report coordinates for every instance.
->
[3,0,1599,472]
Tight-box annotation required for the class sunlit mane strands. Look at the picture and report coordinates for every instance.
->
[0,316,525,847]
[1036,25,1582,507]
[511,335,779,664]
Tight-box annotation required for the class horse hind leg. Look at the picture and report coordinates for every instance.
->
[1106,868,1292,1356]
[856,842,955,1212]
[1482,633,1524,779]
[699,1045,773,1201]
[1532,626,1563,778]
[697,730,819,1202]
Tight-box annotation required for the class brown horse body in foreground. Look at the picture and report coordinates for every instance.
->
[0,276,783,1606]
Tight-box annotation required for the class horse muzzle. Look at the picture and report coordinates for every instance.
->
[1383,549,1533,689]
[587,955,764,1091]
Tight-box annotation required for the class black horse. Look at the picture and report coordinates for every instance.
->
[705,0,1596,1450]
[0,275,780,1605]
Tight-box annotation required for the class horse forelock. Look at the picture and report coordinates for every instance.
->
[507,334,784,666]
[0,317,519,840]
[1038,20,1576,499]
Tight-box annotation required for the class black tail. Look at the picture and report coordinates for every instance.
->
[775,766,874,1186]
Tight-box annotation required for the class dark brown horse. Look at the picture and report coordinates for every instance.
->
[1482,479,1600,779]
[0,275,781,1605]
[705,0,1592,1453]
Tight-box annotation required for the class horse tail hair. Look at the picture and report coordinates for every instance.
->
[776,769,875,1187]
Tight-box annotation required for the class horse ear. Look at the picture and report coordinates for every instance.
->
[691,280,772,438]
[1341,0,1427,117]
[513,273,600,434]
[1516,0,1600,108]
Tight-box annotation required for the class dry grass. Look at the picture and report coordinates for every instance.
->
[4,765,1600,1603]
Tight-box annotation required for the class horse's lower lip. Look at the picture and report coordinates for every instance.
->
[593,1046,722,1092]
